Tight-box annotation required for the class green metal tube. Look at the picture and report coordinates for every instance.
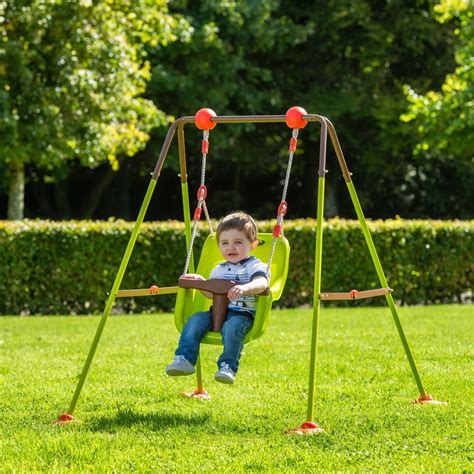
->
[180,182,203,389]
[306,176,325,421]
[346,181,426,396]
[67,179,157,414]
[181,182,195,272]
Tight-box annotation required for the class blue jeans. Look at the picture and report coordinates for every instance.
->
[175,310,253,373]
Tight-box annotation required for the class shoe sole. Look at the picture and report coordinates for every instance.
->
[166,368,195,376]
[214,374,234,384]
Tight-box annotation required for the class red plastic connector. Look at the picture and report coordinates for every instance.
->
[278,200,288,217]
[197,184,207,200]
[193,207,202,220]
[273,224,282,237]
[289,137,298,152]
[149,285,160,294]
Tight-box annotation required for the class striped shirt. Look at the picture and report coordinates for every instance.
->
[210,256,268,315]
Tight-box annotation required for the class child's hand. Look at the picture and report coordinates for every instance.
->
[228,284,246,300]
[181,273,205,281]
[227,277,267,299]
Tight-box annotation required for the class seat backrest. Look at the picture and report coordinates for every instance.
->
[174,233,290,345]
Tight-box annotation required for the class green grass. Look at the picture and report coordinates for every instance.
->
[1,305,472,472]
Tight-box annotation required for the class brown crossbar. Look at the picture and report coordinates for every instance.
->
[319,288,392,301]
[116,286,178,298]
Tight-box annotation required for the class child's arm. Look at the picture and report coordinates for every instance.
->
[227,276,268,301]
[181,273,213,299]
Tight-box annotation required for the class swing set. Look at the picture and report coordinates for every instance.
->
[54,107,445,433]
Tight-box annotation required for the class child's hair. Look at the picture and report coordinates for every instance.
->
[216,211,258,242]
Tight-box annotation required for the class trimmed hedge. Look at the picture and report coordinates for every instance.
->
[0,219,472,315]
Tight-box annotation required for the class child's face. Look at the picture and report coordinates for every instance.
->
[218,229,256,264]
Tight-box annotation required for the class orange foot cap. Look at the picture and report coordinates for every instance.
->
[414,394,447,405]
[53,413,75,425]
[183,389,211,400]
[287,421,324,435]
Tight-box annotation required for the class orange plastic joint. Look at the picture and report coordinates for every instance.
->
[350,289,359,299]
[149,285,160,294]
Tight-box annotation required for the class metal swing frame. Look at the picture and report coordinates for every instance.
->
[55,111,440,430]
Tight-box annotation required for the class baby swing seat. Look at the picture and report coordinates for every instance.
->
[174,232,290,345]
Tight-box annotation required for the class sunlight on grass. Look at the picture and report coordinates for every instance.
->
[0,305,472,471]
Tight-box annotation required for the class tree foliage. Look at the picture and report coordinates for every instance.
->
[0,0,183,217]
[143,0,462,219]
[0,0,471,220]
[402,0,473,158]
[400,0,473,217]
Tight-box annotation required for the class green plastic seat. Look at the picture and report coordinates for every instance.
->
[174,233,290,345]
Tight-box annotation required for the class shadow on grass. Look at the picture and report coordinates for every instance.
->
[88,407,210,433]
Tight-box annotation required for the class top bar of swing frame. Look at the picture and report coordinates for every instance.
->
[152,113,352,183]
[169,113,326,124]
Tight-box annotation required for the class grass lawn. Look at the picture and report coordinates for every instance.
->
[0,305,472,472]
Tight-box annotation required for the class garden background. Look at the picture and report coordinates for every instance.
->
[1,0,472,222]
[0,1,472,472]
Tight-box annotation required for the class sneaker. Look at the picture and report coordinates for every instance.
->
[166,355,195,376]
[214,363,235,384]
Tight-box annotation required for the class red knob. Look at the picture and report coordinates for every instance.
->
[195,108,217,130]
[285,106,308,129]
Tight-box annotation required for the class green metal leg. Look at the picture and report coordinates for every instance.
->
[306,176,325,422]
[195,357,204,393]
[66,179,157,415]
[181,182,195,272]
[180,182,205,394]
[346,181,426,397]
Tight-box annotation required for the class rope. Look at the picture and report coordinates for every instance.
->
[266,128,299,279]
[183,219,200,275]
[182,130,213,275]
[202,201,214,235]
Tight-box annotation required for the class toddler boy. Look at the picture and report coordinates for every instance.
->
[166,211,268,384]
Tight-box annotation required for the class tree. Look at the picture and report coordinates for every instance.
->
[0,0,182,219]
[400,0,473,217]
[143,0,459,219]
[2,1,464,220]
